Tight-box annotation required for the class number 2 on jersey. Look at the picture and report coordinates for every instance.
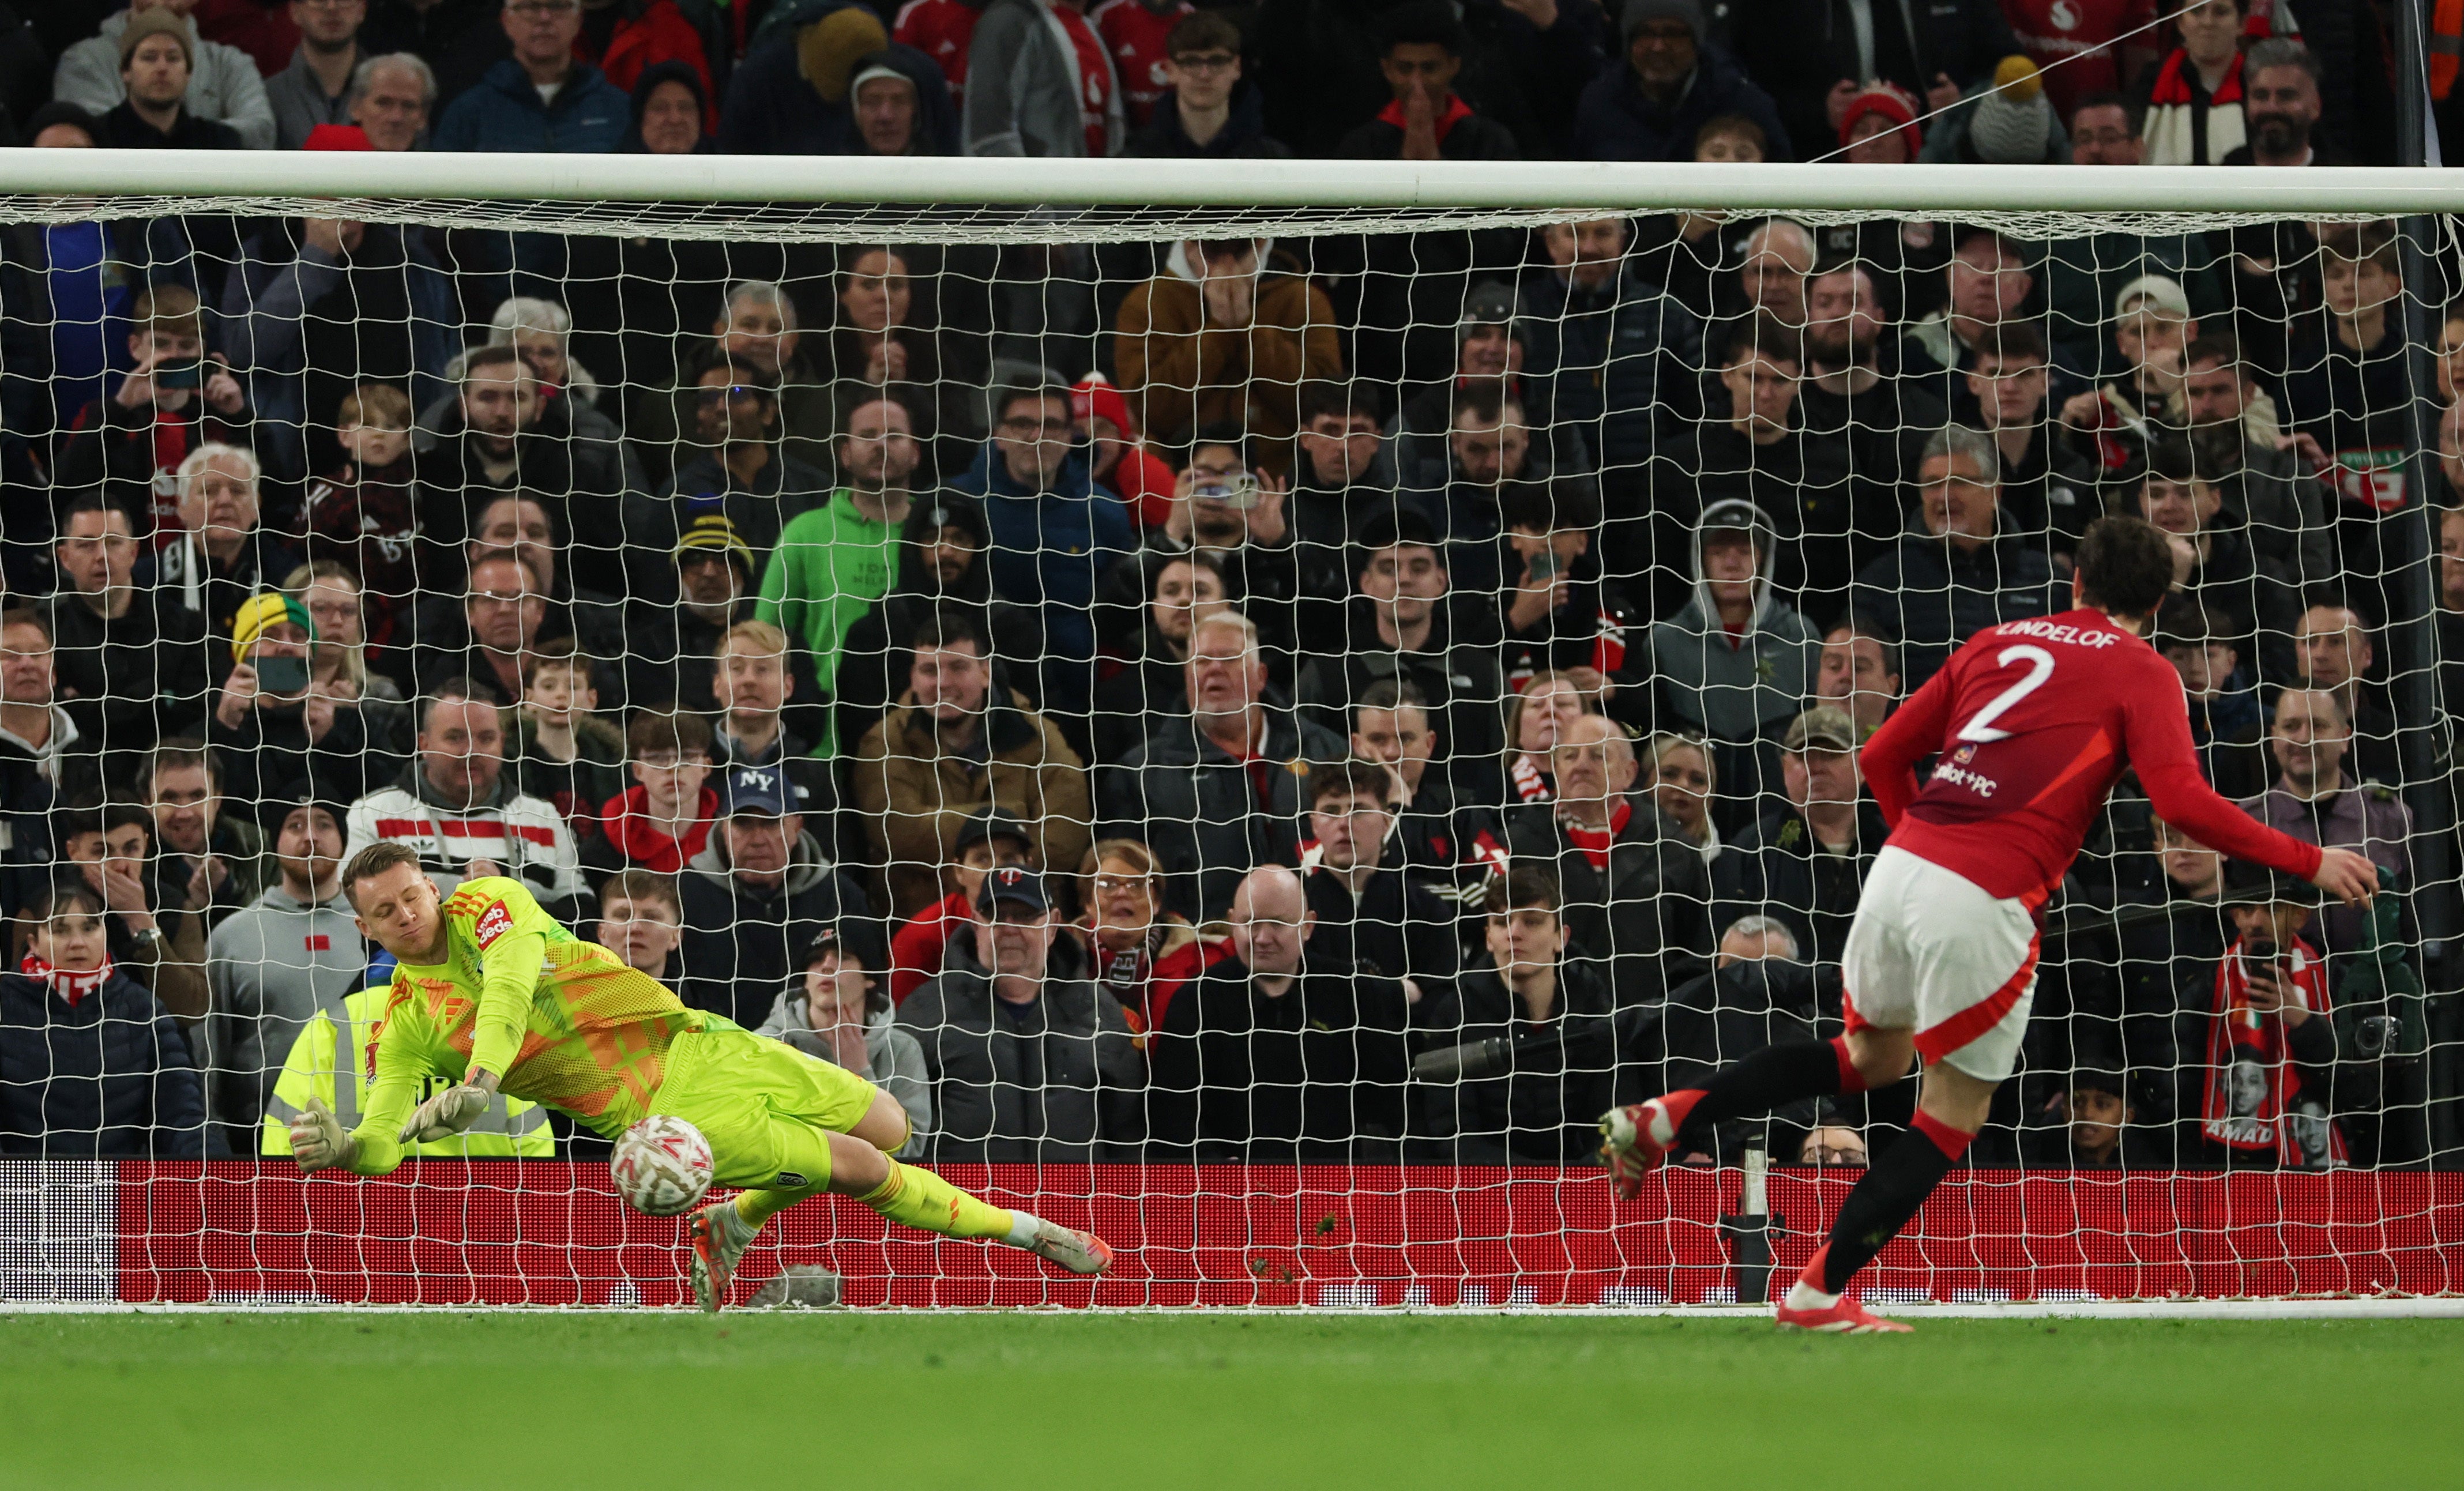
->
[1957,646,2056,744]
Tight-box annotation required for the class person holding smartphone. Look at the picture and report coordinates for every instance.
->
[207,590,389,814]
[54,284,256,546]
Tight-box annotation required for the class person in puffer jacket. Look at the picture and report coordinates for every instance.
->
[1,876,208,1158]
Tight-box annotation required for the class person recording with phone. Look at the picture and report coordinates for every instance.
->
[54,284,258,546]
[1102,424,1299,664]
[1495,477,1645,709]
[207,591,394,813]
[2194,863,2354,1170]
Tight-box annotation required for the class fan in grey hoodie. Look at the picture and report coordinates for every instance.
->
[1645,497,1821,825]
[202,797,366,1152]
[754,929,932,1158]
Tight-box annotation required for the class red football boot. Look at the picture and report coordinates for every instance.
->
[1596,1097,1688,1198]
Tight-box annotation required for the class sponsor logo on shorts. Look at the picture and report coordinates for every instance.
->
[473,901,513,948]
[775,1171,808,1188]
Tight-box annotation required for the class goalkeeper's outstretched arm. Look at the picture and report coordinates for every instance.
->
[289,1029,424,1176]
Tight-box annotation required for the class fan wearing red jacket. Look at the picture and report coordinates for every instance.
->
[1599,516,2380,1332]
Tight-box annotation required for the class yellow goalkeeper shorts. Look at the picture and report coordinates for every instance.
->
[649,1023,881,1191]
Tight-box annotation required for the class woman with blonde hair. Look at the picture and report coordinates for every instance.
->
[283,559,411,754]
[1644,730,1722,867]
[1076,838,1217,1034]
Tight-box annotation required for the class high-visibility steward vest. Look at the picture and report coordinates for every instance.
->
[2436,0,2463,100]
[260,987,555,1158]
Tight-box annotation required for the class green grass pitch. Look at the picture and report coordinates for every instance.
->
[2,1312,2458,1489]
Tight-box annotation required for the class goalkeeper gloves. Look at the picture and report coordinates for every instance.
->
[398,1070,499,1143]
[289,1097,355,1173]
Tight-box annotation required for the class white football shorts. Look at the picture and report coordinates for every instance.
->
[1838,845,2042,1083]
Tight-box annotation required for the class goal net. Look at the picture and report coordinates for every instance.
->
[2,156,2460,1309]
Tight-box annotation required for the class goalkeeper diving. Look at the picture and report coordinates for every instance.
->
[288,842,1113,1309]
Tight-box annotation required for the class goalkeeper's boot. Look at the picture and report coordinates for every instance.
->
[1013,1214,1113,1276]
[1596,1097,1687,1199]
[686,1201,756,1314]
[1774,1294,1913,1335]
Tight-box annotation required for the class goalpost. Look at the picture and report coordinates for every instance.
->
[2,152,2461,1312]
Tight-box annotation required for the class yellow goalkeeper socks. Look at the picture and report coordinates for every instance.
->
[857,1162,1015,1241]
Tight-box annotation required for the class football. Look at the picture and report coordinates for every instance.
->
[611,1116,713,1217]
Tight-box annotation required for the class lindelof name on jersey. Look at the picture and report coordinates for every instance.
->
[1932,743,1999,797]
[1993,618,2121,648]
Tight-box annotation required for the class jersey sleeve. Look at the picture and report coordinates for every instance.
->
[344,984,424,1176]
[2123,655,2327,879]
[1860,650,1959,827]
[446,876,555,1080]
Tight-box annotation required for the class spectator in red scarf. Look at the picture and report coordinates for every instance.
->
[1501,712,1713,1001]
[1336,1,1517,161]
[1075,836,1217,1033]
[2198,864,2347,1168]
[0,876,207,1157]
[2135,0,2248,164]
[595,709,718,875]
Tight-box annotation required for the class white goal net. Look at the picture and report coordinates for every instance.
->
[1,156,2459,1308]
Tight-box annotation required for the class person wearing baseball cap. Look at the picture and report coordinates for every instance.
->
[675,763,868,1029]
[898,861,1146,1161]
[882,807,1035,1004]
[1568,0,1792,163]
[1711,706,1889,972]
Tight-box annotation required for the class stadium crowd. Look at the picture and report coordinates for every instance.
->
[0,0,2454,1174]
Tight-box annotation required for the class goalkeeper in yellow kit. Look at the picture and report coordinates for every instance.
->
[287,842,1113,1310]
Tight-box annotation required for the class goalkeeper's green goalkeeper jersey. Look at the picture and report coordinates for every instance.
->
[342,877,706,1174]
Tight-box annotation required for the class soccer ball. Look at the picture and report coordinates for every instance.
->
[612,1116,713,1217]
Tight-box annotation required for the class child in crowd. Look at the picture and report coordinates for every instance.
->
[304,382,422,650]
[595,867,685,981]
[597,710,720,875]
[886,807,1034,1002]
[505,640,627,838]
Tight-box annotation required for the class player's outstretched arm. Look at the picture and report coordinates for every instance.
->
[288,1097,357,1174]
[399,1069,501,1143]
[2309,846,2380,908]
[449,876,555,1080]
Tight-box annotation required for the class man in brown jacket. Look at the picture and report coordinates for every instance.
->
[850,604,1093,918]
[1114,237,1343,455]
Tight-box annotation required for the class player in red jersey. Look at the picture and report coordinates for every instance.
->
[1599,516,2379,1332]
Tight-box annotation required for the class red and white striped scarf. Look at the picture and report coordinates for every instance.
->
[20,951,114,1007]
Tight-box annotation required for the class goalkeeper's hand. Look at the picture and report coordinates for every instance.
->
[289,1097,356,1173]
[398,1070,499,1144]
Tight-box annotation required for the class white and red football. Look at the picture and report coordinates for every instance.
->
[611,1116,713,1217]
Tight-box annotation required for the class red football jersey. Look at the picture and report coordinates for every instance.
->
[1998,0,2155,115]
[1054,2,1118,156]
[893,0,978,105]
[1091,0,1192,126]
[1863,608,2324,900]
